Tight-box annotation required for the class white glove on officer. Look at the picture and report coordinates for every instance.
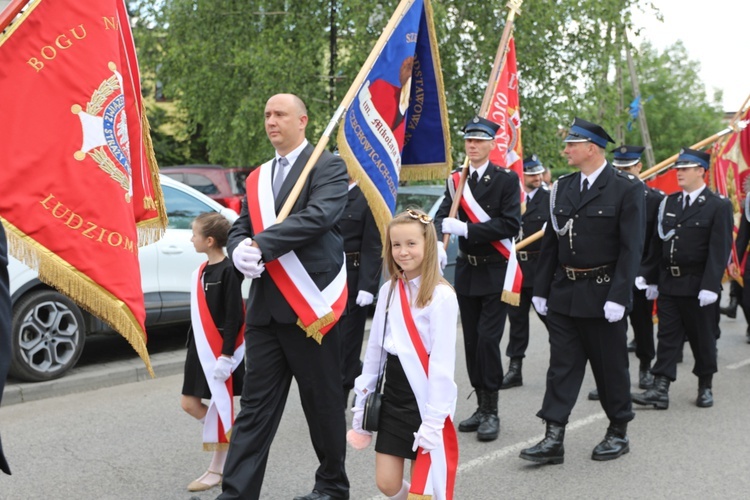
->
[351,406,372,436]
[698,289,718,307]
[634,276,648,290]
[441,217,468,238]
[603,301,625,323]
[232,238,265,279]
[412,414,444,454]
[645,284,659,301]
[213,356,234,381]
[355,290,374,307]
[437,241,448,271]
[531,296,548,316]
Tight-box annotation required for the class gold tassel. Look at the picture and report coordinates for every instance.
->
[296,310,336,345]
[501,290,521,306]
[407,494,432,500]
[202,442,230,452]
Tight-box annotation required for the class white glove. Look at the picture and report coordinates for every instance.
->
[411,414,444,454]
[442,217,468,238]
[698,289,718,307]
[232,238,265,279]
[645,284,659,301]
[213,356,234,381]
[355,290,374,307]
[437,241,448,271]
[603,301,625,323]
[351,406,372,436]
[634,276,648,290]
[531,296,548,316]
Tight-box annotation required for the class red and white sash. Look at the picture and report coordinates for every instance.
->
[191,262,245,450]
[246,161,348,342]
[391,279,458,500]
[452,171,522,305]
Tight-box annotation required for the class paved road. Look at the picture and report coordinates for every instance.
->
[1,311,750,499]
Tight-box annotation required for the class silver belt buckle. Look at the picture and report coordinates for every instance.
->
[670,266,681,277]
[467,254,478,266]
[518,251,528,261]
[565,268,576,280]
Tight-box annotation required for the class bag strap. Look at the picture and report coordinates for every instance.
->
[374,280,396,394]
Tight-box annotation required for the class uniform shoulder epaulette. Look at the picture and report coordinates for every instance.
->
[615,169,639,183]
[557,172,574,180]
[494,166,510,173]
[719,194,726,199]
[541,184,550,191]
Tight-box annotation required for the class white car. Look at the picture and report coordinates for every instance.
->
[7,175,239,382]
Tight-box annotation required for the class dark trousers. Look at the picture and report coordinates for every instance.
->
[630,287,655,364]
[538,311,634,425]
[457,292,507,391]
[651,295,718,381]
[339,300,368,394]
[219,321,349,499]
[506,286,548,359]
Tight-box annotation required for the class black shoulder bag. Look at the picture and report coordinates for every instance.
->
[362,282,395,432]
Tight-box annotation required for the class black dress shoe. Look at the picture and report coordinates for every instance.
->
[500,358,523,389]
[592,422,629,461]
[520,422,565,465]
[632,375,670,409]
[293,491,338,500]
[588,388,599,400]
[697,375,714,408]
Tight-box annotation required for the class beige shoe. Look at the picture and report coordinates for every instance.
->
[187,470,222,492]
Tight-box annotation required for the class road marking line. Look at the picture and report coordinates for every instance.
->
[365,412,606,499]
[726,358,750,370]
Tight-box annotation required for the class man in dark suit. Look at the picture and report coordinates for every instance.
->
[222,94,349,500]
[730,191,750,343]
[435,116,521,442]
[0,223,12,475]
[589,145,664,401]
[633,148,732,410]
[339,177,382,404]
[501,155,550,389]
[520,118,645,464]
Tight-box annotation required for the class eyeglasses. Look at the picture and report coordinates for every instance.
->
[405,208,432,225]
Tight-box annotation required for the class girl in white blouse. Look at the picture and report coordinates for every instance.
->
[349,208,459,500]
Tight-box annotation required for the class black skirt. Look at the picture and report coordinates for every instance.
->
[181,332,245,399]
[375,354,422,460]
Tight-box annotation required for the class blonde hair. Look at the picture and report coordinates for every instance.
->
[383,208,450,308]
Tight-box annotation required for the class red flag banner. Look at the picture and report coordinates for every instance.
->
[488,37,524,183]
[0,0,167,374]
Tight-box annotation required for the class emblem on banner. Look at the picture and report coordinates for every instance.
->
[72,62,132,201]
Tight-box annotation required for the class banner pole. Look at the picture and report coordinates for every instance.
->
[443,0,524,248]
[0,0,31,35]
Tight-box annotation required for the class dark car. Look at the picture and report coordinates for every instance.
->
[160,165,253,213]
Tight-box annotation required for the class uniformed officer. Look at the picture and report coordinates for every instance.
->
[588,145,664,401]
[520,118,645,464]
[633,148,732,409]
[435,115,521,442]
[501,155,550,389]
[729,191,750,343]
[339,176,383,405]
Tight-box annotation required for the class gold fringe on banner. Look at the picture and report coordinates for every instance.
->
[400,164,452,182]
[136,100,168,247]
[3,218,154,377]
[501,290,520,306]
[407,493,432,500]
[297,310,336,345]
[203,442,230,452]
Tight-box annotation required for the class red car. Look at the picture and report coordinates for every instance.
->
[160,164,254,213]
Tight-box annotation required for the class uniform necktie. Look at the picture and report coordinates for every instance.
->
[581,178,589,194]
[469,171,478,190]
[684,195,691,209]
[273,157,289,199]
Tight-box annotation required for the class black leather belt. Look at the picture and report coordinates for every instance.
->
[562,264,614,282]
[346,252,360,267]
[457,249,507,266]
[517,250,540,261]
[666,264,704,277]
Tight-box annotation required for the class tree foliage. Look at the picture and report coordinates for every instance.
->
[130,0,725,176]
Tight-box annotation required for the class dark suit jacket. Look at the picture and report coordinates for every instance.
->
[435,164,521,296]
[643,185,665,261]
[0,223,11,474]
[227,143,348,325]
[340,185,382,308]
[519,187,550,288]
[534,164,645,317]
[641,188,732,296]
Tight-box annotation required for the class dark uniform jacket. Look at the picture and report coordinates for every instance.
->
[228,143,348,325]
[435,164,521,296]
[534,164,645,317]
[0,223,11,474]
[340,185,382,304]
[640,187,732,297]
[518,186,550,288]
[735,193,750,270]
[643,185,665,260]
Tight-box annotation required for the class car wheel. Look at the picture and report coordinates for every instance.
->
[9,290,86,382]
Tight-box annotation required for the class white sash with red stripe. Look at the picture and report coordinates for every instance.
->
[246,161,347,342]
[390,279,458,500]
[452,172,522,305]
[191,263,245,450]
